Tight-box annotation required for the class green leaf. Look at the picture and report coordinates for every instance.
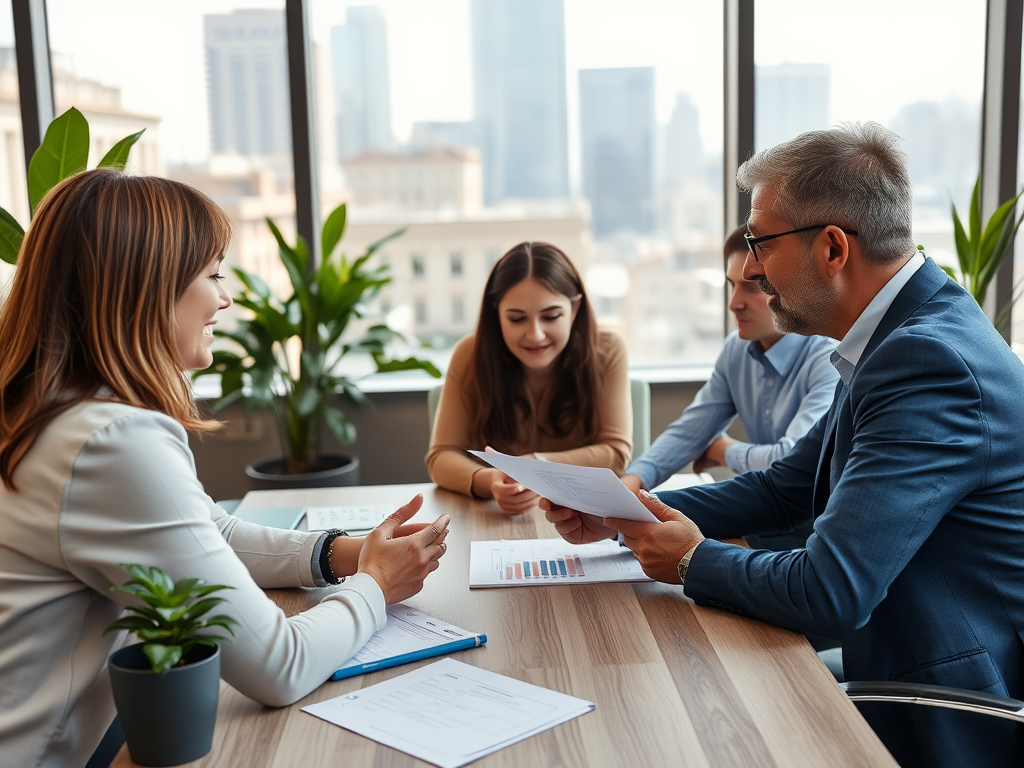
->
[323,406,356,446]
[0,206,24,264]
[951,201,972,279]
[321,203,347,262]
[28,107,90,215]
[363,227,405,258]
[144,643,182,676]
[372,353,442,378]
[97,129,146,170]
[967,176,982,273]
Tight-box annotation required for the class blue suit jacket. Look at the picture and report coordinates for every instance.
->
[660,259,1024,767]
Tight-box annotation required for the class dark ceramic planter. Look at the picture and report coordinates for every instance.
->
[245,453,360,490]
[108,643,220,767]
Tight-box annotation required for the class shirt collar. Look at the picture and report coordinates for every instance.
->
[832,251,926,383]
[747,333,804,376]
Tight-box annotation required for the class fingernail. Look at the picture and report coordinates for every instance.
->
[640,490,652,499]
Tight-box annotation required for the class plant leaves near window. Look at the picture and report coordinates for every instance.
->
[0,107,144,264]
[28,107,90,215]
[193,203,441,474]
[950,175,1024,314]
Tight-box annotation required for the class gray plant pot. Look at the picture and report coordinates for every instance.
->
[245,453,360,489]
[108,643,220,767]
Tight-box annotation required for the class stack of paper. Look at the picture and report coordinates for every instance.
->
[469,538,652,587]
[304,658,594,768]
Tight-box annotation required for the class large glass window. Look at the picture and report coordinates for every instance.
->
[46,0,294,324]
[756,0,986,274]
[310,0,724,370]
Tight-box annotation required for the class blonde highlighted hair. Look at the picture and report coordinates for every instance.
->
[0,168,232,489]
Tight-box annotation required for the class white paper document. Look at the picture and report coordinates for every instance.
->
[304,504,391,533]
[303,658,594,768]
[332,605,486,680]
[468,449,659,523]
[469,538,653,588]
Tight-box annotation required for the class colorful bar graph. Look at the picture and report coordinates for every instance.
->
[566,558,576,576]
[540,561,549,576]
[514,563,522,579]
[557,559,567,576]
[506,565,513,580]
[574,556,585,577]
[523,562,531,578]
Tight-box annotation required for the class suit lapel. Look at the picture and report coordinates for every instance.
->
[809,259,947,518]
[812,381,846,518]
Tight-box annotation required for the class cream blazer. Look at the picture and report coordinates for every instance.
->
[0,399,386,768]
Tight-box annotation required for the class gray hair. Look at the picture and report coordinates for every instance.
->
[736,122,915,264]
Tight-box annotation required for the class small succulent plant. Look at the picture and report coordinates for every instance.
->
[104,563,238,675]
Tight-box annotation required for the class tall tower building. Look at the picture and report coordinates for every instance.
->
[664,93,703,188]
[331,6,393,161]
[470,0,569,202]
[204,9,291,157]
[755,63,830,151]
[579,67,656,237]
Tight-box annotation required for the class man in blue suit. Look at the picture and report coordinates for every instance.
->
[544,123,1024,767]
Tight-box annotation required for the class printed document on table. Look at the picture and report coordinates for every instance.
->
[303,658,594,768]
[469,538,653,588]
[468,449,658,523]
[332,605,486,680]
[305,504,391,533]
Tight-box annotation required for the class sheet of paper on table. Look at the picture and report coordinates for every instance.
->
[468,449,659,523]
[469,538,653,588]
[332,604,486,680]
[304,504,391,534]
[303,658,594,768]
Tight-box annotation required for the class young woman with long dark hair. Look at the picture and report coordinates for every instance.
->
[426,242,631,514]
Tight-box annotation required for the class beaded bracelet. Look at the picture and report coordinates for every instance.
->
[319,529,349,585]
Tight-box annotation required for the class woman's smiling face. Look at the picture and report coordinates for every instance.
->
[173,255,232,371]
[497,277,579,375]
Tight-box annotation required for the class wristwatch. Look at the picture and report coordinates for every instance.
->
[677,543,700,585]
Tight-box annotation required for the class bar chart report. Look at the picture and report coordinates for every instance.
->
[469,538,653,588]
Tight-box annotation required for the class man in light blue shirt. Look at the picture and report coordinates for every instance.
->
[623,227,840,523]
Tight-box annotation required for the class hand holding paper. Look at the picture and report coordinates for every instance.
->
[468,449,659,523]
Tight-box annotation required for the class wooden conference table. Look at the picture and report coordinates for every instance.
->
[114,482,897,768]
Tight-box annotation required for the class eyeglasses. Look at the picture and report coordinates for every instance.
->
[744,224,859,263]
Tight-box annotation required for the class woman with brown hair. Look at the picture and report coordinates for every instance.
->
[0,169,448,767]
[426,241,632,514]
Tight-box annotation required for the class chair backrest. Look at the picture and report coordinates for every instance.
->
[427,378,651,458]
[427,383,443,439]
[630,378,651,457]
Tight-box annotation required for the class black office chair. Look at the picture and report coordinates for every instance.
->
[840,680,1024,723]
[820,647,1024,723]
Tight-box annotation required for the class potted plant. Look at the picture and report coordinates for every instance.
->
[943,175,1024,327]
[104,564,238,767]
[195,205,441,489]
[0,106,144,265]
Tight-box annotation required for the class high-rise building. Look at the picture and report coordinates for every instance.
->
[331,6,393,161]
[755,62,830,151]
[664,93,703,190]
[470,0,569,203]
[204,9,291,158]
[579,67,656,237]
